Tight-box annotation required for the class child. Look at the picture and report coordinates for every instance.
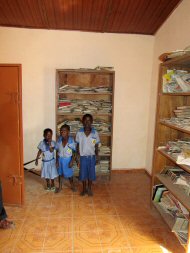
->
[0,181,14,229]
[35,128,58,191]
[55,124,76,193]
[76,114,100,196]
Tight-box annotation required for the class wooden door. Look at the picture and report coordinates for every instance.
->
[0,64,24,205]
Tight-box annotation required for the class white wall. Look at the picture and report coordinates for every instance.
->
[0,28,154,169]
[146,0,190,174]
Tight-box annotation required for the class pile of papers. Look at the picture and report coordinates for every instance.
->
[99,145,111,156]
[161,117,190,131]
[161,166,190,195]
[58,99,112,114]
[158,191,189,244]
[163,70,190,93]
[57,118,111,135]
[59,85,112,93]
[174,106,190,119]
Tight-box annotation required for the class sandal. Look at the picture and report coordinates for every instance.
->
[80,190,87,196]
[51,186,56,192]
[71,186,77,192]
[0,219,14,229]
[87,189,93,196]
[54,187,61,194]
[45,187,51,191]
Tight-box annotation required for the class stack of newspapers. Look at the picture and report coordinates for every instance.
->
[59,85,112,93]
[58,99,112,114]
[57,119,111,135]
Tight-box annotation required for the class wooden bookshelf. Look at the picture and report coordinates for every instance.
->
[56,69,114,177]
[152,55,190,250]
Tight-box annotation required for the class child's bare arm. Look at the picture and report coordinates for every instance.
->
[35,150,42,166]
[69,154,74,168]
[95,144,99,164]
[56,150,59,168]
[76,143,80,166]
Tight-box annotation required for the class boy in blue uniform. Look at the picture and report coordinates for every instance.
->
[55,124,76,193]
[76,114,100,196]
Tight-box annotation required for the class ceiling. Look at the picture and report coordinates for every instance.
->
[0,0,182,35]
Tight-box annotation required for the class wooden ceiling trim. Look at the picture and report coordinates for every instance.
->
[0,0,183,35]
[149,0,182,34]
[106,0,141,33]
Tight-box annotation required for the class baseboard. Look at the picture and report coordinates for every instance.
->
[111,168,151,177]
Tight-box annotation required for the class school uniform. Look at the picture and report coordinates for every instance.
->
[37,140,58,179]
[76,127,100,181]
[56,136,76,178]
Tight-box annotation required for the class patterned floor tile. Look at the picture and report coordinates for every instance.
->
[73,231,101,251]
[74,216,98,232]
[99,229,130,249]
[96,215,123,231]
[12,233,44,252]
[19,217,48,235]
[47,217,72,233]
[3,171,185,253]
[43,232,72,252]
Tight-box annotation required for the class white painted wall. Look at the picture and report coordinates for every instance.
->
[146,0,190,174]
[0,28,154,169]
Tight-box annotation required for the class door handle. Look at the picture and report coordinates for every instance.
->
[7,175,22,185]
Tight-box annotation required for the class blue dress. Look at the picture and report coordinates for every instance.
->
[37,140,58,179]
[56,136,76,178]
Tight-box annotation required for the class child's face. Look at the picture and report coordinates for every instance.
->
[61,127,69,139]
[82,116,93,128]
[44,131,52,142]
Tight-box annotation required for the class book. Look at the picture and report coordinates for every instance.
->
[153,186,167,202]
[175,75,190,92]
[172,218,188,233]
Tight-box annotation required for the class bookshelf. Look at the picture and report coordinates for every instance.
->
[152,54,190,250]
[55,69,114,178]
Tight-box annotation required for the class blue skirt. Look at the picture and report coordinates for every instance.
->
[41,158,58,179]
[79,155,96,181]
[58,157,74,178]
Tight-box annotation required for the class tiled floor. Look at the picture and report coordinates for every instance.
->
[0,171,186,253]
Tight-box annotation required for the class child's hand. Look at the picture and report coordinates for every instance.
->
[96,155,100,165]
[69,160,73,168]
[49,145,54,153]
[35,159,38,166]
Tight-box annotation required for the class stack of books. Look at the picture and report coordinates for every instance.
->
[161,166,190,196]
[163,69,190,93]
[161,117,190,131]
[59,85,112,93]
[158,190,189,244]
[174,106,190,118]
[58,99,112,114]
[99,145,111,156]
[57,118,111,135]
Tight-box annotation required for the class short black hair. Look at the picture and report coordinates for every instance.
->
[82,114,93,122]
[60,124,70,131]
[43,128,53,137]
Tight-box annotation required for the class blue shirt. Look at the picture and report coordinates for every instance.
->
[56,136,76,158]
[75,127,100,156]
[37,140,56,161]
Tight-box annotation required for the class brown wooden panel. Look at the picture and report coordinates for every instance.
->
[0,0,47,28]
[0,0,183,35]
[105,0,182,34]
[0,65,24,205]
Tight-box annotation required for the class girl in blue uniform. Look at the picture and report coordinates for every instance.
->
[35,128,58,191]
[55,124,76,193]
[76,114,100,196]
